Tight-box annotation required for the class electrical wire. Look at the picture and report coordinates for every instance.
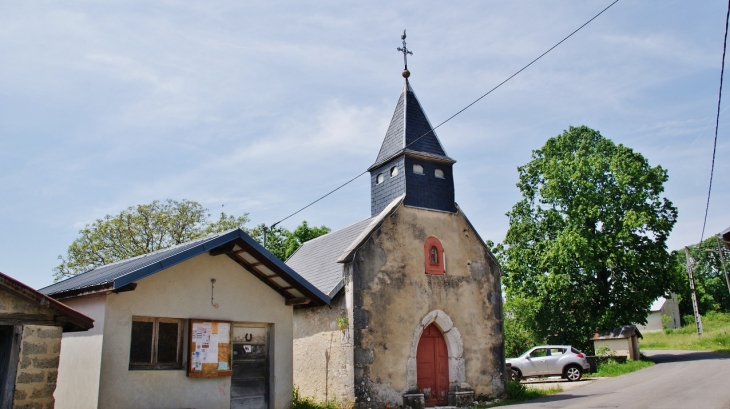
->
[700,0,730,246]
[270,0,620,228]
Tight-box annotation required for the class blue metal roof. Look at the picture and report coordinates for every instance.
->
[39,228,329,306]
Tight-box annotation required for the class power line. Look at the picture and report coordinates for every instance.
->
[270,0,620,228]
[700,0,730,245]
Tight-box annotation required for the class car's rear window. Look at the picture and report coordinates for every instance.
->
[571,347,583,354]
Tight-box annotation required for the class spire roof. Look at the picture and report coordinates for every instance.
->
[369,80,454,171]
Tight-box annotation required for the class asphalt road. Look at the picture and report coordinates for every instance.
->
[506,350,730,409]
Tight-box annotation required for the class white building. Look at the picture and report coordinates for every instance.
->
[636,294,680,333]
[40,228,328,409]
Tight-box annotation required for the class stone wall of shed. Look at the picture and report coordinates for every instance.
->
[13,325,62,409]
[0,288,63,409]
[293,283,355,406]
[351,204,504,407]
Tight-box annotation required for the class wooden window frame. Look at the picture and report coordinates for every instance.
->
[424,236,445,275]
[129,316,184,370]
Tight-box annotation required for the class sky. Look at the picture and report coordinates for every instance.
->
[1,1,728,290]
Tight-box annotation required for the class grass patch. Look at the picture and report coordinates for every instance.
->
[292,387,338,409]
[588,358,654,377]
[641,311,730,353]
[477,381,562,407]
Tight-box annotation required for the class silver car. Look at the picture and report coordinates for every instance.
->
[506,345,590,382]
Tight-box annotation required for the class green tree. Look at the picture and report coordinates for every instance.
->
[248,223,293,262]
[284,221,330,259]
[501,126,677,352]
[669,237,730,319]
[54,199,249,281]
[503,296,542,358]
[246,221,331,261]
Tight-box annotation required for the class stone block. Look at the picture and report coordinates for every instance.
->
[402,393,424,409]
[448,390,475,407]
[21,342,47,355]
[13,402,43,409]
[20,355,32,369]
[29,383,56,399]
[32,356,59,369]
[16,371,44,384]
[13,388,27,400]
[36,328,60,339]
[46,370,58,384]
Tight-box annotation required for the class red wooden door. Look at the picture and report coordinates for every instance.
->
[416,324,448,406]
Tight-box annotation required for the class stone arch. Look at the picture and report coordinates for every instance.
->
[406,310,465,391]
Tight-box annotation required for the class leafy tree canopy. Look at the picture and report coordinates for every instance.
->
[500,126,677,352]
[54,199,331,282]
[54,199,249,281]
[669,237,730,319]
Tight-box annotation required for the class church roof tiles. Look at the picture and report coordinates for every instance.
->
[368,81,454,171]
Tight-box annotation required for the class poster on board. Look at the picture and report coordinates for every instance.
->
[188,319,232,377]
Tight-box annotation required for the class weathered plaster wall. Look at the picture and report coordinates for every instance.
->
[96,253,293,409]
[0,288,65,409]
[593,338,632,358]
[55,294,106,409]
[293,279,354,406]
[351,204,504,406]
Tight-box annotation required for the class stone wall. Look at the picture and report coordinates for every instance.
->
[13,325,62,409]
[0,288,64,409]
[293,287,355,406]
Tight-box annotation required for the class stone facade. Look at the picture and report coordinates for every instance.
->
[293,203,505,407]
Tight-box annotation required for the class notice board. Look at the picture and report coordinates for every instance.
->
[188,319,233,377]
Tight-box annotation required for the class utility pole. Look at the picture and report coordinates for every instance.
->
[262,222,279,250]
[685,246,704,336]
[717,236,730,296]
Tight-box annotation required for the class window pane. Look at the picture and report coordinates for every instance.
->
[157,322,180,364]
[130,321,154,364]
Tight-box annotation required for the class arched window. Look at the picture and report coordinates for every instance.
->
[435,169,445,179]
[424,236,445,275]
[376,173,384,184]
[390,166,399,177]
[413,164,424,175]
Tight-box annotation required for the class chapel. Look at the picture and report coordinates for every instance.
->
[287,37,506,408]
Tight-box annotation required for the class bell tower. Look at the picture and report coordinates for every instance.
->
[368,32,456,216]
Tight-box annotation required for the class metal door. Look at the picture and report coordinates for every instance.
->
[231,324,269,409]
[416,324,448,406]
[543,348,565,374]
[524,348,548,376]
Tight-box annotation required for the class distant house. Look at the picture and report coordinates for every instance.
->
[635,294,680,333]
[721,226,730,250]
[39,228,328,409]
[0,271,93,409]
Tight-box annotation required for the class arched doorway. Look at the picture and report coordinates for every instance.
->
[416,323,448,406]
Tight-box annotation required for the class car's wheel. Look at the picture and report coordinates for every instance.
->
[564,365,582,382]
[510,368,522,382]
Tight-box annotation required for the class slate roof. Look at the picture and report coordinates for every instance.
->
[369,80,454,171]
[285,218,373,298]
[592,325,643,340]
[39,229,329,306]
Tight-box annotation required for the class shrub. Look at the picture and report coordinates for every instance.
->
[293,387,338,409]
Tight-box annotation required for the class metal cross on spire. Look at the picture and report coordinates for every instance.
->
[397,30,413,78]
